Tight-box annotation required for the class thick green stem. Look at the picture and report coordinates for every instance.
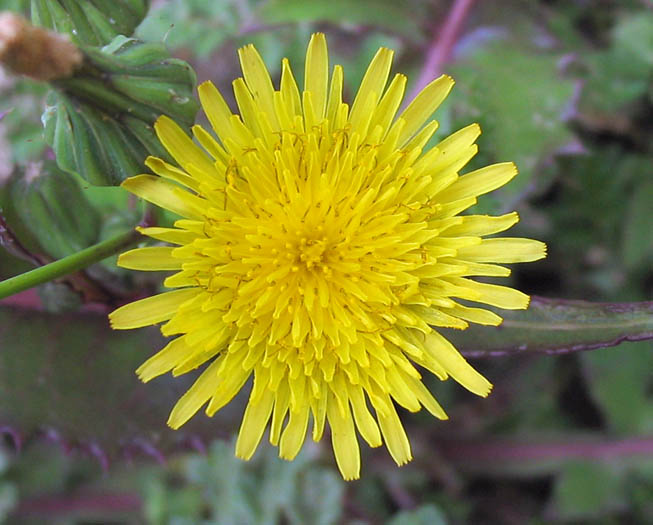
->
[0,229,141,300]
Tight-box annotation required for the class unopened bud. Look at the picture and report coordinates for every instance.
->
[0,12,82,81]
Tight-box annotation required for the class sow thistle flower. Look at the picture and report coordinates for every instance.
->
[109,33,546,480]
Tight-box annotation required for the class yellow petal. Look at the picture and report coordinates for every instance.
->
[403,119,439,153]
[167,357,223,429]
[279,403,310,460]
[136,226,200,245]
[395,74,454,146]
[205,354,252,416]
[118,246,182,271]
[304,32,329,119]
[154,115,215,175]
[197,81,234,144]
[325,65,344,126]
[145,156,200,191]
[442,303,503,326]
[235,385,275,460]
[369,73,406,136]
[377,398,412,466]
[280,57,301,117]
[238,43,276,125]
[348,384,382,447]
[122,175,206,220]
[136,336,189,382]
[311,389,327,441]
[437,162,518,202]
[350,47,394,128]
[233,77,263,137]
[109,288,200,330]
[444,212,519,237]
[457,262,512,277]
[403,374,448,420]
[427,123,481,173]
[448,277,531,310]
[457,238,547,263]
[385,366,421,412]
[327,391,361,481]
[270,378,290,446]
[192,125,228,165]
[424,331,492,397]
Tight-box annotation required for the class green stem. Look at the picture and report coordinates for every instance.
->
[0,229,141,300]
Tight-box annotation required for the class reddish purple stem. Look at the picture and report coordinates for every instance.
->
[407,0,476,103]
[439,436,653,463]
[14,492,141,517]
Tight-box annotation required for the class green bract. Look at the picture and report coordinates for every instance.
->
[44,36,199,186]
[30,0,150,46]
[9,162,101,258]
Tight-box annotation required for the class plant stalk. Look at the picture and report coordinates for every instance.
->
[0,229,141,300]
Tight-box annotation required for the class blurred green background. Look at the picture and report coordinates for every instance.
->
[0,0,652,523]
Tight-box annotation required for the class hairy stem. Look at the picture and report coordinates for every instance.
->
[0,228,141,300]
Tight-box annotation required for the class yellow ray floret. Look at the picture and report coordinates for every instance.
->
[109,33,546,481]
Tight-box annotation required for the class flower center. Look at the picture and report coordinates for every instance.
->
[298,236,328,270]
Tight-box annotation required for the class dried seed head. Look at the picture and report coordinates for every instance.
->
[0,11,82,81]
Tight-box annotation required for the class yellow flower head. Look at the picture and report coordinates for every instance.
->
[110,33,546,480]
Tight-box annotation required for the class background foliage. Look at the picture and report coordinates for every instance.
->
[0,0,652,523]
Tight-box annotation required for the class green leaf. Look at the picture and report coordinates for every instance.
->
[612,12,653,70]
[291,468,344,525]
[444,297,653,357]
[582,341,653,434]
[30,0,150,46]
[622,181,653,270]
[0,306,243,457]
[9,161,101,259]
[581,12,653,112]
[44,36,199,185]
[259,0,425,42]
[387,504,447,525]
[184,441,258,525]
[183,440,344,525]
[136,0,241,59]
[449,42,575,205]
[552,461,626,520]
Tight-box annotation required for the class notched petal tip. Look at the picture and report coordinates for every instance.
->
[237,42,255,55]
[309,31,327,44]
[439,73,455,85]
[478,381,493,398]
[153,113,174,131]
[197,79,217,95]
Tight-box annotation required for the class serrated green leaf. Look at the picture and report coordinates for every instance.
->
[30,0,150,46]
[292,468,344,525]
[44,36,199,186]
[450,42,575,204]
[185,441,258,525]
[444,297,653,357]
